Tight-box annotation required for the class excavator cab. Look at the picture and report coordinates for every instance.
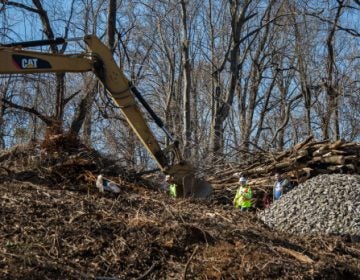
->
[0,35,213,198]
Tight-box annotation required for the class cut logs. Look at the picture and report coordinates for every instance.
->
[207,137,360,208]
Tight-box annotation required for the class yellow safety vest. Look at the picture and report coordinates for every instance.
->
[169,184,177,198]
[233,185,252,209]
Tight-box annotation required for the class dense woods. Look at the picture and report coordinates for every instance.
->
[0,0,359,170]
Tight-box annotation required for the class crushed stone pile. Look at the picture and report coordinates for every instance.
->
[259,174,360,238]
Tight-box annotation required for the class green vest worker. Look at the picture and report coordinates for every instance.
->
[233,177,252,211]
[166,175,177,198]
[169,183,177,198]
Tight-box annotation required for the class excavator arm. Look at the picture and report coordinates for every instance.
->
[0,35,213,198]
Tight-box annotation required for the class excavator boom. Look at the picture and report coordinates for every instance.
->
[0,35,213,198]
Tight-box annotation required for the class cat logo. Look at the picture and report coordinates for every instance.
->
[12,55,51,69]
[21,58,38,69]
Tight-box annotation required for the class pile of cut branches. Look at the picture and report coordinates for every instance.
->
[207,136,360,207]
[0,136,136,189]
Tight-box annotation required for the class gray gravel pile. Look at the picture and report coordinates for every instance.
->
[259,174,360,237]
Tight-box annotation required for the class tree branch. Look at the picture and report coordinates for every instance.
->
[64,90,81,105]
[306,13,360,37]
[1,1,38,13]
[271,94,302,145]
[1,98,52,126]
[60,0,76,53]
[32,0,58,53]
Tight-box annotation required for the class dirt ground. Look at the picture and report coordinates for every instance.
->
[0,143,360,279]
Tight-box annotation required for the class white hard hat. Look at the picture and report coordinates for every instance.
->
[239,176,247,182]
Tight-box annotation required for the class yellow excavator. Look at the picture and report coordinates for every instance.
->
[0,35,213,198]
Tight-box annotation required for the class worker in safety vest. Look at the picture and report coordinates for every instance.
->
[165,175,177,198]
[233,176,252,211]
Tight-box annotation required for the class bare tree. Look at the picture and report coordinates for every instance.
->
[210,0,255,157]
[1,0,359,160]
[179,0,192,158]
[289,3,313,137]
[2,0,77,135]
[70,0,118,145]
[322,0,345,140]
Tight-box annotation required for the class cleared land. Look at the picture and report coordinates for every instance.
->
[0,141,359,279]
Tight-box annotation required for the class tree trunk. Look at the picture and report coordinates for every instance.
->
[291,6,312,137]
[239,1,272,151]
[157,19,176,146]
[33,0,64,133]
[70,0,117,140]
[180,0,192,158]
[0,104,5,149]
[55,73,65,125]
[323,1,343,140]
[253,71,277,146]
[70,79,97,135]
[334,97,340,140]
[209,0,221,157]
[107,0,117,52]
[210,0,251,157]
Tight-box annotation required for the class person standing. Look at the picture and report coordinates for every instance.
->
[165,175,177,198]
[233,177,252,211]
[273,172,292,201]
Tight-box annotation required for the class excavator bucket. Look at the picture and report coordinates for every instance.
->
[165,162,213,198]
[191,178,214,198]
